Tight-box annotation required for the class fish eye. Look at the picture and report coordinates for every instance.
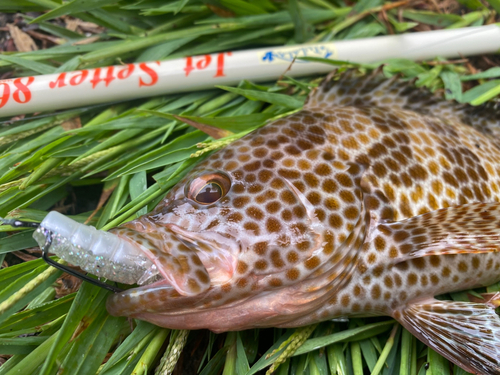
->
[196,182,222,204]
[187,172,231,205]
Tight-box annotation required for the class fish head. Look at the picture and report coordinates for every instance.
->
[106,120,349,331]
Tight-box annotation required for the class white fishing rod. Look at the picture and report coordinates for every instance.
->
[0,24,499,118]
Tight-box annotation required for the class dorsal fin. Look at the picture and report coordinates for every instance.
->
[305,69,500,147]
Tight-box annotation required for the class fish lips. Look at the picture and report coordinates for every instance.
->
[106,223,240,320]
[119,222,240,292]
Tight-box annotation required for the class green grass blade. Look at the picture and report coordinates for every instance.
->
[39,283,109,375]
[400,329,413,375]
[294,321,395,356]
[217,86,305,109]
[31,0,119,23]
[60,307,126,375]
[350,342,363,375]
[129,171,148,217]
[3,332,58,375]
[0,294,74,334]
[100,320,157,373]
[484,0,500,13]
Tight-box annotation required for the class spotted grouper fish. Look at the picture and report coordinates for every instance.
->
[107,70,500,374]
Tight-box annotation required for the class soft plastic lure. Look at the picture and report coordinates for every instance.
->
[32,211,158,286]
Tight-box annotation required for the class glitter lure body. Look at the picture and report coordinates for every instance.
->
[34,212,158,285]
[36,71,500,374]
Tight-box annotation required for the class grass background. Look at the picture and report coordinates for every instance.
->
[0,0,500,374]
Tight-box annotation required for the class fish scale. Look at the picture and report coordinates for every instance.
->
[104,70,500,374]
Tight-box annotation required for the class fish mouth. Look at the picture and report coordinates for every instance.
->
[115,222,240,295]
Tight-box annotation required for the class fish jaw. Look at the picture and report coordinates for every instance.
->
[106,273,338,332]
[106,285,281,332]
[108,218,241,296]
[117,297,293,332]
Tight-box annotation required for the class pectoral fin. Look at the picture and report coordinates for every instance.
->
[375,202,500,263]
[394,295,500,375]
